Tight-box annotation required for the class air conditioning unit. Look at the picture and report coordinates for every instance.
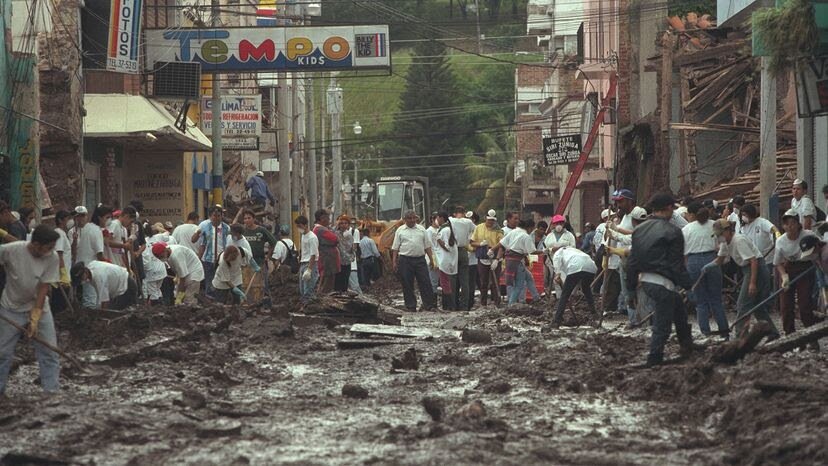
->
[151,62,201,100]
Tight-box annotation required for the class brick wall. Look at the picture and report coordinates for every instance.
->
[516,64,552,88]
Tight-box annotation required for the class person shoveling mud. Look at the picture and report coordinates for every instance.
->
[0,226,62,395]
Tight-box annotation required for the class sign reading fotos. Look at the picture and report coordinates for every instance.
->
[543,134,582,166]
[201,95,262,137]
[107,0,143,74]
[144,25,390,72]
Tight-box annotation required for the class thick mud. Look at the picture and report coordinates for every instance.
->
[1,280,826,465]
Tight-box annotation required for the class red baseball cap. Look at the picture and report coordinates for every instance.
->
[151,242,168,257]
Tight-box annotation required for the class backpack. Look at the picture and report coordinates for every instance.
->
[281,240,300,274]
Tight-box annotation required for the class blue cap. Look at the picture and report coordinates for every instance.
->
[611,188,635,201]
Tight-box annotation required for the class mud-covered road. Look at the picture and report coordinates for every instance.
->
[1,281,826,465]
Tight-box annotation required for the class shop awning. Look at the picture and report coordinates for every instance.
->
[83,94,212,152]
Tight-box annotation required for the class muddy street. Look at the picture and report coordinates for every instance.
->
[1,282,826,466]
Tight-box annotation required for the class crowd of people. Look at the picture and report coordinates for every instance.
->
[1,177,827,395]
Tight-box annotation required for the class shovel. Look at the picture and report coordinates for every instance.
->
[0,313,107,377]
[728,265,816,331]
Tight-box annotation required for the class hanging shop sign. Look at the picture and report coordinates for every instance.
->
[543,134,582,166]
[795,55,828,118]
[201,95,262,137]
[107,0,143,74]
[222,137,260,150]
[145,25,390,72]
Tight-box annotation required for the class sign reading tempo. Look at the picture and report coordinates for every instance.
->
[144,25,390,72]
[543,134,582,166]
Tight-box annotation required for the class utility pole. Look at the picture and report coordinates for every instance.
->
[291,75,300,225]
[320,101,326,209]
[759,56,776,221]
[307,76,318,215]
[210,0,223,207]
[328,77,343,217]
[277,73,291,232]
[474,0,482,54]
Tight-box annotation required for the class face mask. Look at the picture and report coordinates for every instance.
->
[66,219,75,230]
[554,225,563,233]
[28,219,36,230]
[741,216,749,225]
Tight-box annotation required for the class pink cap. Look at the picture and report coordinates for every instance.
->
[551,215,566,224]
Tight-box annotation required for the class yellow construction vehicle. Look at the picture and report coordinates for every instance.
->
[357,176,430,254]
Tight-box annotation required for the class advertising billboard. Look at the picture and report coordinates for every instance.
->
[145,25,390,72]
[201,95,262,137]
[107,0,143,73]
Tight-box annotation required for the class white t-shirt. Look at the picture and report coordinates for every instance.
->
[212,251,243,290]
[72,223,104,265]
[741,217,776,258]
[593,223,607,252]
[351,228,361,271]
[552,247,598,282]
[718,234,760,267]
[434,226,458,275]
[87,260,129,307]
[272,238,295,263]
[299,231,319,263]
[773,230,816,266]
[0,242,59,312]
[448,217,475,248]
[143,233,176,282]
[171,223,200,254]
[167,244,205,282]
[425,226,440,266]
[227,236,253,265]
[392,224,430,257]
[105,219,129,266]
[501,228,536,255]
[544,230,576,250]
[55,228,72,269]
[670,211,689,228]
[791,196,816,224]
[682,221,717,254]
[727,211,741,233]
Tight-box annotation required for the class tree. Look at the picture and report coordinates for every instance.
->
[385,40,469,206]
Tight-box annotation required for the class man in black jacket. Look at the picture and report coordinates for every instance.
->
[627,193,702,366]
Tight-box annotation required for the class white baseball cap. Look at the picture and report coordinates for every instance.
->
[600,209,610,220]
[255,170,264,177]
[73,206,88,215]
[465,211,474,219]
[630,206,648,221]
[486,209,497,221]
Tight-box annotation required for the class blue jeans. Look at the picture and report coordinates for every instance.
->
[299,263,319,303]
[618,263,631,315]
[202,261,217,297]
[687,252,728,335]
[81,282,97,308]
[429,267,440,293]
[0,307,60,394]
[508,263,539,305]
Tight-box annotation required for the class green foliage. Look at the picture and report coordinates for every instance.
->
[753,0,818,73]
[667,0,716,17]
[385,40,471,205]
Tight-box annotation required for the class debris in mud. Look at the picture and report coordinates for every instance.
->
[711,321,771,364]
[479,380,512,394]
[391,347,420,371]
[441,316,469,330]
[421,396,445,421]
[341,383,370,399]
[174,389,207,410]
[303,293,403,325]
[460,328,492,344]
[1,452,70,466]
[195,419,243,438]
[453,400,487,420]
[503,304,544,317]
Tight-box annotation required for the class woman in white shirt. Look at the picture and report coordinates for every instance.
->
[739,204,779,273]
[682,203,729,338]
[434,212,459,311]
[426,214,441,294]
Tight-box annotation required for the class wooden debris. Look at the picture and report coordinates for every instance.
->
[302,293,403,325]
[758,320,828,354]
[349,324,435,339]
[710,322,772,364]
[336,338,408,350]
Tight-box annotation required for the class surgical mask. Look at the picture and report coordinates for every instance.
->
[66,219,75,230]
[554,225,563,233]
[28,219,36,230]
[741,215,749,225]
